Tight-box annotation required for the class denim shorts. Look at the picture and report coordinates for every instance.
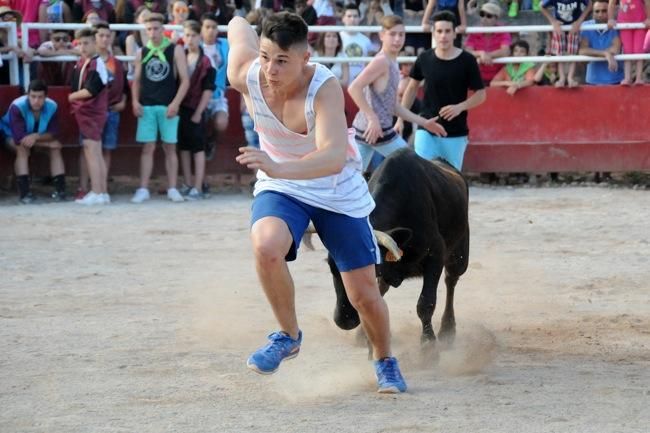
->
[207,96,229,115]
[251,191,380,272]
[102,111,120,150]
[356,133,408,172]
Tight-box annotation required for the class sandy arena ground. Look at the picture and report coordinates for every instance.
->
[1,186,648,433]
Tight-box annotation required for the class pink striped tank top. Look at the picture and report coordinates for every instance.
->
[246,59,375,218]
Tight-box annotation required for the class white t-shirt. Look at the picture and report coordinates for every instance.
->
[202,43,222,69]
[340,31,373,82]
[328,52,348,85]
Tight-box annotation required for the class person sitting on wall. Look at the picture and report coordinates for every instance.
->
[0,79,67,203]
[490,40,536,96]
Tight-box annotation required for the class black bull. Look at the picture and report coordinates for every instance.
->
[327,148,469,344]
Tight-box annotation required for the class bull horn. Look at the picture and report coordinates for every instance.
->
[374,230,403,262]
[302,223,317,251]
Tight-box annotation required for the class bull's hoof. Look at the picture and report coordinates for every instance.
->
[438,324,456,348]
[333,309,360,330]
[420,331,436,345]
[419,338,440,363]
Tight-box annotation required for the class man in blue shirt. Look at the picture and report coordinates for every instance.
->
[0,79,66,203]
[578,0,624,85]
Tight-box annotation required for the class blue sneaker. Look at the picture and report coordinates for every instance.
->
[374,357,407,393]
[247,331,302,375]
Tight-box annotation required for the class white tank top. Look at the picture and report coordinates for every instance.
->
[246,59,375,218]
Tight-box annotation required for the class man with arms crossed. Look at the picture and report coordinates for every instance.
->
[228,12,407,394]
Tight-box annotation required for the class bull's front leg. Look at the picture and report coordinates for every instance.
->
[438,272,458,345]
[439,230,468,345]
[418,254,444,344]
[329,256,360,330]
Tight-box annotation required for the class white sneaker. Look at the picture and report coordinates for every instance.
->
[101,193,111,204]
[75,191,104,205]
[167,187,184,202]
[131,188,150,203]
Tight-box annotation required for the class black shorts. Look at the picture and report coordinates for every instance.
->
[177,106,206,153]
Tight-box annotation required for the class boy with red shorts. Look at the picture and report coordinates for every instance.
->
[69,27,109,205]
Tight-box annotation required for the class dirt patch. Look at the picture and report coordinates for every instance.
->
[0,187,648,433]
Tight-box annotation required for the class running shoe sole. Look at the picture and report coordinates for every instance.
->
[246,350,300,375]
[377,384,402,394]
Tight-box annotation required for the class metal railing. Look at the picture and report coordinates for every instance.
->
[13,21,650,88]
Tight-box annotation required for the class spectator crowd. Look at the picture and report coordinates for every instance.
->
[0,0,649,203]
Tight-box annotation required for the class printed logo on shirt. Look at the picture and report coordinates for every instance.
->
[345,43,363,58]
[556,1,580,22]
[145,57,170,82]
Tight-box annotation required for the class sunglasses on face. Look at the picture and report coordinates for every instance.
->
[1,13,18,21]
[479,11,496,19]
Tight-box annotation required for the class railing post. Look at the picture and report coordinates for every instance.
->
[21,22,30,91]
[4,22,20,86]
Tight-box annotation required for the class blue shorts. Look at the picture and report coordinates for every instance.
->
[414,130,468,170]
[136,105,179,144]
[251,191,380,272]
[102,111,120,150]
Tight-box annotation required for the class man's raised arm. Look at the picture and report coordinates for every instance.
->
[227,16,260,94]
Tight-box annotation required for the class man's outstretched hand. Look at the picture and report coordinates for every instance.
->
[236,147,280,177]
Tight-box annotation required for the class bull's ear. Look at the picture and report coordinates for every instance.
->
[386,227,413,248]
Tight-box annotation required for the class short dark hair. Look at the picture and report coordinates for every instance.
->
[75,27,96,40]
[183,19,201,34]
[511,40,530,54]
[201,12,219,25]
[432,10,457,27]
[28,79,48,95]
[343,5,360,14]
[93,21,110,32]
[261,11,308,51]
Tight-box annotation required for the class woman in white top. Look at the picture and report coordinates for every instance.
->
[312,31,349,86]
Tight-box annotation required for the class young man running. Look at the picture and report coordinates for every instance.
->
[228,12,407,394]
